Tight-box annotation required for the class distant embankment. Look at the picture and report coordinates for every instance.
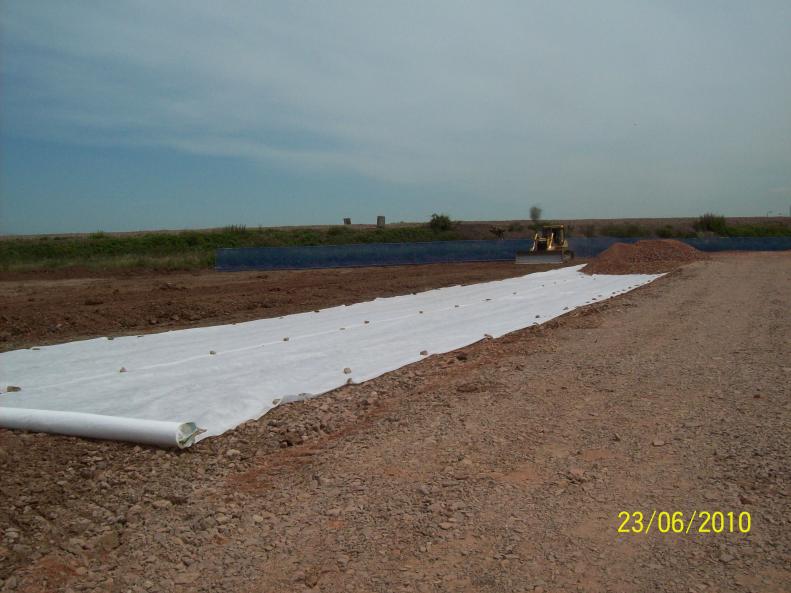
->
[2,217,790,272]
[0,225,461,272]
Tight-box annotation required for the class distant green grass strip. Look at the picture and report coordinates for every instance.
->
[0,225,462,271]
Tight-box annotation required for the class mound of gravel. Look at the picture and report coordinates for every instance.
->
[583,239,707,275]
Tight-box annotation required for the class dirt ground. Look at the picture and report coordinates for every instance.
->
[0,262,564,352]
[1,252,790,593]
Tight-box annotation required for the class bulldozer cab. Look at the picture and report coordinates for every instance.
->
[515,224,573,264]
[533,225,565,251]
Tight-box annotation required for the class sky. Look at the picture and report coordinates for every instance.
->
[1,1,790,234]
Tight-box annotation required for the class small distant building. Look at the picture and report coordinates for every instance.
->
[343,218,351,225]
[377,216,386,228]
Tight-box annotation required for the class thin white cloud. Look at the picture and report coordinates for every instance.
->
[2,0,791,216]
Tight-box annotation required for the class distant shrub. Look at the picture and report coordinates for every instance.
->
[529,206,542,230]
[223,224,248,233]
[489,226,506,239]
[507,222,524,232]
[656,225,676,238]
[693,213,727,235]
[429,213,453,232]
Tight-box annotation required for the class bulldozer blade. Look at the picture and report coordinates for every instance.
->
[515,252,566,265]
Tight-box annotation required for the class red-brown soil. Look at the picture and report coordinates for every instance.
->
[1,253,789,592]
[0,262,566,352]
[583,239,707,274]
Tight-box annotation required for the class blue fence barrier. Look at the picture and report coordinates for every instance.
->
[216,239,535,271]
[682,236,791,252]
[216,236,791,271]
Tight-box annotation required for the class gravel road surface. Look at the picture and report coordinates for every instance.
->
[1,252,789,592]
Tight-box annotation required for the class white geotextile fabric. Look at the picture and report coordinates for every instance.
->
[0,266,659,446]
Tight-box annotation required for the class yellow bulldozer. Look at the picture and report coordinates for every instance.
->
[516,224,573,264]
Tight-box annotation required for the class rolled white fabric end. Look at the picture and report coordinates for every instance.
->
[0,408,200,449]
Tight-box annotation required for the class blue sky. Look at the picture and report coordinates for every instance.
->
[1,1,790,234]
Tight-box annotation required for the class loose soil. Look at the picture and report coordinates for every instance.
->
[1,252,790,593]
[0,262,566,352]
[583,239,707,275]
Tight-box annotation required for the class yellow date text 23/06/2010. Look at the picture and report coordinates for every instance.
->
[617,511,751,535]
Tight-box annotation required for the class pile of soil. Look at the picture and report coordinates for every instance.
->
[583,239,707,274]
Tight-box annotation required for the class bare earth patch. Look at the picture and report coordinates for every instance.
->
[0,262,564,352]
[1,252,789,592]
